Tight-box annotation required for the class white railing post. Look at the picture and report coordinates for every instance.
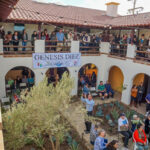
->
[35,40,45,53]
[126,44,136,58]
[0,39,3,53]
[71,41,80,53]
[100,42,111,54]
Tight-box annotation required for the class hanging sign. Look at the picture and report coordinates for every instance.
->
[33,53,81,69]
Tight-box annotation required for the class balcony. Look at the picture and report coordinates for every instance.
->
[109,44,127,59]
[79,42,100,56]
[1,38,150,65]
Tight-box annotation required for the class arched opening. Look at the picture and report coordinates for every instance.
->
[78,63,98,95]
[46,67,69,85]
[131,73,150,110]
[5,66,35,96]
[108,66,124,100]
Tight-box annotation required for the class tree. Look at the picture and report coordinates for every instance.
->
[3,72,74,150]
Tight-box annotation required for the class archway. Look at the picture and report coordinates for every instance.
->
[46,67,69,84]
[78,63,98,95]
[5,66,35,96]
[108,66,124,100]
[132,73,150,103]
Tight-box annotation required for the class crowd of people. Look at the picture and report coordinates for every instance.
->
[6,68,34,97]
[81,91,150,150]
[1,24,150,55]
[80,74,114,100]
[130,82,150,115]
[79,70,150,149]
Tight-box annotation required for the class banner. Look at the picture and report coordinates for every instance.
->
[33,53,81,69]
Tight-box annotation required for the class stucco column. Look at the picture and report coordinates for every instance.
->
[68,67,78,95]
[121,75,132,105]
[0,39,3,53]
[0,73,6,99]
[126,44,136,59]
[100,42,110,54]
[34,68,47,85]
[71,41,80,53]
[35,40,45,53]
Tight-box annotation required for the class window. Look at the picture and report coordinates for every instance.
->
[14,23,25,32]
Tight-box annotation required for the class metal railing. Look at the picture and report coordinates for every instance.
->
[79,42,100,55]
[135,46,150,62]
[45,40,71,53]
[3,40,34,55]
[110,44,127,57]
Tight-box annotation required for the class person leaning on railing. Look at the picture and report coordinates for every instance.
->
[21,29,28,51]
[56,29,65,52]
[31,31,38,51]
[139,34,147,57]
[4,31,12,51]
[12,31,20,51]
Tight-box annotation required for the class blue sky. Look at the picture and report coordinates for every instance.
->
[35,0,150,15]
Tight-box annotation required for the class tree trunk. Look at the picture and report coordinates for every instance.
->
[50,136,56,150]
[56,136,60,150]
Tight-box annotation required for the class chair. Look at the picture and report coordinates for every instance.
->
[20,83,27,89]
[133,134,138,150]
[89,87,98,97]
[1,97,10,109]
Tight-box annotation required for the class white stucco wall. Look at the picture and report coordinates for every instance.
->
[0,39,150,105]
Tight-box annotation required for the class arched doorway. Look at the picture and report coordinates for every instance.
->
[46,67,69,84]
[78,63,98,94]
[5,66,35,96]
[108,66,124,100]
[132,73,150,103]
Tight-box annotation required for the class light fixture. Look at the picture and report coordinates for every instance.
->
[84,21,87,25]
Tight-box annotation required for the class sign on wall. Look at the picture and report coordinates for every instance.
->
[33,53,81,69]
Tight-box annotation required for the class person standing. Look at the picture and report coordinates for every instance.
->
[56,29,65,51]
[12,31,19,51]
[4,31,12,51]
[145,93,150,115]
[21,29,28,51]
[137,82,144,106]
[31,31,38,51]
[90,124,99,145]
[145,114,150,142]
[81,94,95,133]
[130,85,138,107]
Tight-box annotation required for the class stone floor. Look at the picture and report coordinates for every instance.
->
[64,97,149,150]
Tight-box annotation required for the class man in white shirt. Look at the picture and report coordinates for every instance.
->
[118,113,132,148]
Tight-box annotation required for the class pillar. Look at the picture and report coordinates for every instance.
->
[100,42,110,54]
[126,44,136,59]
[0,73,6,99]
[0,39,3,53]
[35,40,45,53]
[34,68,47,85]
[121,75,132,105]
[69,67,78,95]
[71,41,80,53]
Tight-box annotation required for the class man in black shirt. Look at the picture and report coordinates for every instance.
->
[137,82,144,106]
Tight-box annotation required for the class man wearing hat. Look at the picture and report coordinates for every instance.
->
[118,113,132,148]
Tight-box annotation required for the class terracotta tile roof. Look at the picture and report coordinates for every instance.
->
[110,12,150,27]
[7,0,112,28]
[6,0,150,28]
